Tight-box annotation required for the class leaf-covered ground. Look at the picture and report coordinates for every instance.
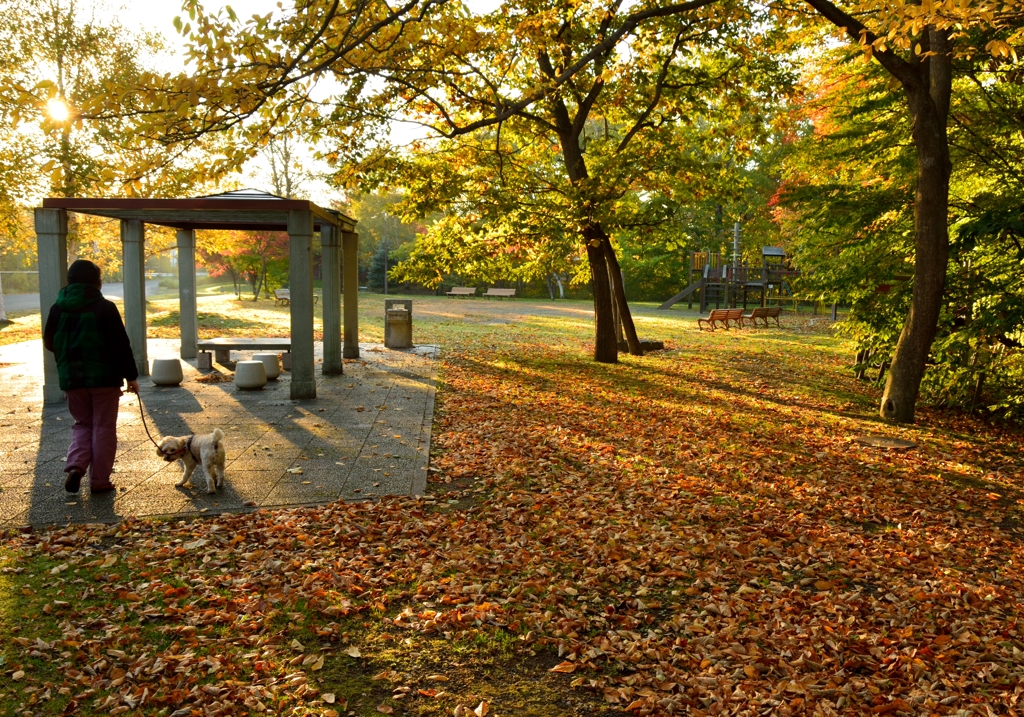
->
[0,312,43,347]
[2,296,1023,716]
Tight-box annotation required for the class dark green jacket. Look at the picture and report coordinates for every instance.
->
[43,284,139,391]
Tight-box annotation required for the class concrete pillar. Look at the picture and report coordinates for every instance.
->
[176,229,198,360]
[342,230,360,359]
[321,224,343,375]
[121,219,149,376]
[34,208,68,403]
[288,210,316,399]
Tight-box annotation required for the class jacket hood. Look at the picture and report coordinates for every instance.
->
[56,283,103,311]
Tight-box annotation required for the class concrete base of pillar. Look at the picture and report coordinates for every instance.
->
[290,380,316,400]
[322,362,343,375]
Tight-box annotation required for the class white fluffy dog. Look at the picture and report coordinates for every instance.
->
[157,428,226,494]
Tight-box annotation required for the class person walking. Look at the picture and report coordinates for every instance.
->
[43,259,140,493]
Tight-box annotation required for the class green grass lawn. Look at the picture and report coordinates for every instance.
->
[2,292,1023,716]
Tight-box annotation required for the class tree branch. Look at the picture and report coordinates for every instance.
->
[615,30,688,153]
[442,0,721,137]
[801,0,920,90]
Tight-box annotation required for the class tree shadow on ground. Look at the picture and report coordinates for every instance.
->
[149,310,269,333]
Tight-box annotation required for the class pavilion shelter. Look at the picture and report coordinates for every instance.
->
[35,189,360,403]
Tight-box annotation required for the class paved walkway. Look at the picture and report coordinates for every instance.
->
[0,339,438,528]
[1,278,164,314]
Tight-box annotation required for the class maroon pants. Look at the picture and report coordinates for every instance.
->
[65,387,122,487]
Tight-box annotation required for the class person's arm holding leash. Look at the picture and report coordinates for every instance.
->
[98,301,139,392]
[42,304,62,354]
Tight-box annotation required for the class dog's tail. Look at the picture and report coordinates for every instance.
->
[212,428,225,444]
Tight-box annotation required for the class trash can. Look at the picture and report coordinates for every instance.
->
[384,299,413,349]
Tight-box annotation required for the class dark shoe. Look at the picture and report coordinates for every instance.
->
[64,469,83,494]
[90,482,116,493]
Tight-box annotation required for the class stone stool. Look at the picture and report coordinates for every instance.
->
[234,360,267,390]
[151,358,184,386]
[251,352,282,380]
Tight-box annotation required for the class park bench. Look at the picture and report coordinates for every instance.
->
[761,306,782,327]
[741,306,773,327]
[697,308,743,331]
[197,338,292,367]
[446,287,477,297]
[483,288,516,299]
[273,289,318,306]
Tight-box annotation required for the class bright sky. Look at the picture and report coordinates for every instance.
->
[115,0,280,68]
[114,0,503,43]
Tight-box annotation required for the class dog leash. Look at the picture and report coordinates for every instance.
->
[133,390,161,448]
[133,390,198,461]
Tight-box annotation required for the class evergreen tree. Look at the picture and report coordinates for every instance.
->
[367,242,393,293]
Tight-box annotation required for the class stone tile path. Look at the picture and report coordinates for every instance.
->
[0,339,438,528]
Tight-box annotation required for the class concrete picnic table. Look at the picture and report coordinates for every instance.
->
[198,338,293,365]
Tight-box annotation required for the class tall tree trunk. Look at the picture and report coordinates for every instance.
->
[559,147,622,362]
[600,233,641,355]
[880,28,952,423]
[799,2,956,422]
[586,232,618,363]
[547,82,640,360]
[556,138,642,359]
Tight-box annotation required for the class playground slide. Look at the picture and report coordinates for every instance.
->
[657,280,702,310]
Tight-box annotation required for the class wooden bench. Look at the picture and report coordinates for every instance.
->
[446,287,477,297]
[741,306,770,327]
[274,289,319,306]
[483,288,516,299]
[697,308,743,331]
[197,338,292,366]
[753,306,782,327]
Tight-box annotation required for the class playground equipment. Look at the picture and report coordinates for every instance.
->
[658,247,800,312]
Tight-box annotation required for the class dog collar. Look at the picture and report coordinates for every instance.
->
[164,435,197,461]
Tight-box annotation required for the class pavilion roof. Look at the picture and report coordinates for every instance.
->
[42,189,356,232]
